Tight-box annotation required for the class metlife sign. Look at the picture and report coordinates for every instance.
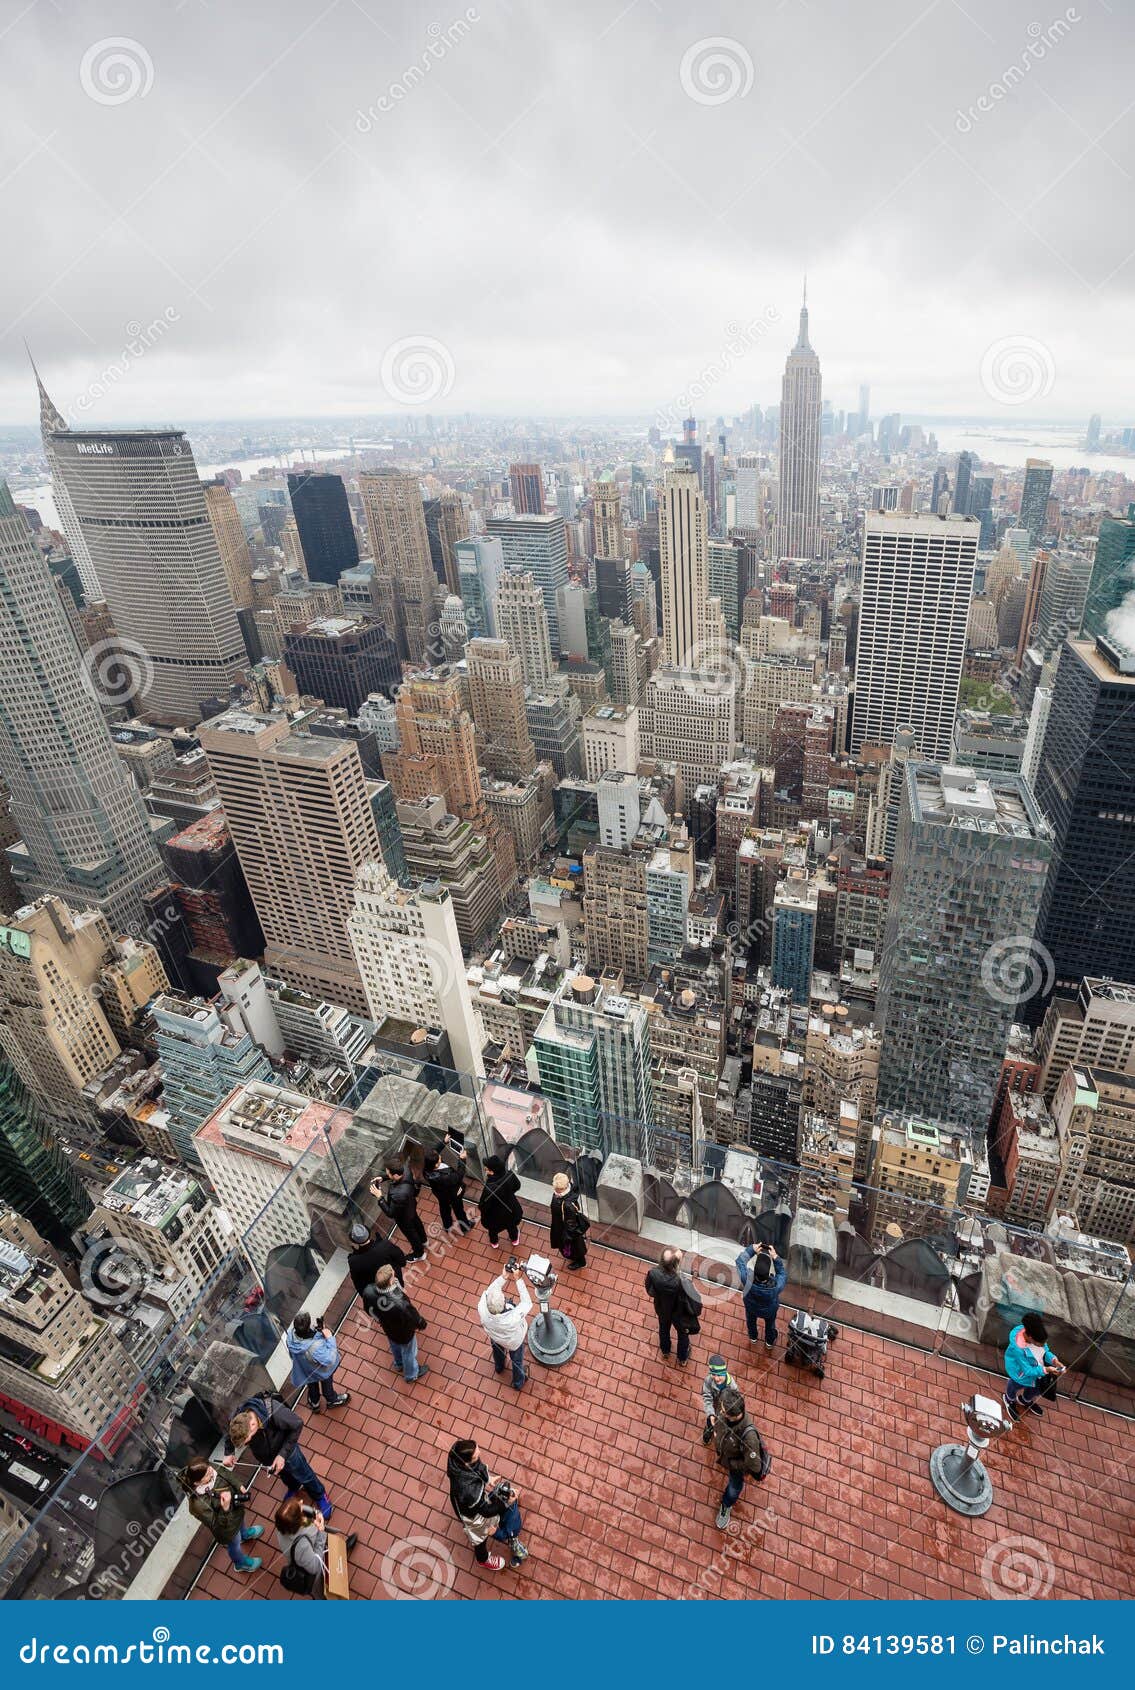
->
[75,442,115,455]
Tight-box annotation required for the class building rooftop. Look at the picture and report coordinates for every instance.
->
[179,1227,1134,1603]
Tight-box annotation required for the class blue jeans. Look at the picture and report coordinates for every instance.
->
[493,1500,523,1543]
[281,1446,326,1504]
[1005,1377,1038,1406]
[721,1470,744,1510]
[491,1339,526,1387]
[225,1526,260,1566]
[744,1301,779,1344]
[389,1334,420,1381]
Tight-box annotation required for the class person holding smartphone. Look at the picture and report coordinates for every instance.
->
[1003,1311,1066,1421]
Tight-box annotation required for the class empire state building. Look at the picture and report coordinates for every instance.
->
[776,286,824,560]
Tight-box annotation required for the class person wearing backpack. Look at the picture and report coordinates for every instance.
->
[644,1246,702,1365]
[713,1386,771,1530]
[549,1171,589,1270]
[274,1497,358,1597]
[229,1396,335,1520]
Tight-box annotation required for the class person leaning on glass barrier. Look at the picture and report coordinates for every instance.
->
[229,1395,335,1520]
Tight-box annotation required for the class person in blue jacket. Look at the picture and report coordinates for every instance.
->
[735,1242,787,1350]
[286,1311,351,1412]
[1003,1311,1064,1421]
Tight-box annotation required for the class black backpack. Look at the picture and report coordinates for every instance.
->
[279,1539,317,1595]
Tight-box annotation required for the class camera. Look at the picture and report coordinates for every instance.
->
[505,1256,521,1275]
[486,1480,513,1507]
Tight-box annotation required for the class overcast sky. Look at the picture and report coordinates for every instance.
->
[1,0,1132,427]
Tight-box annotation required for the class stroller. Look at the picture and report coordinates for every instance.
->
[784,1310,838,1379]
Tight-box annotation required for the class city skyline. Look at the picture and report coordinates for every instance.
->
[1,3,1133,423]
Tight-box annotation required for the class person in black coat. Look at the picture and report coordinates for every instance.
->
[347,1222,407,1294]
[362,1264,430,1383]
[372,1156,427,1260]
[549,1171,588,1270]
[446,1438,528,1571]
[644,1246,701,1365]
[423,1146,472,1234]
[478,1154,523,1249]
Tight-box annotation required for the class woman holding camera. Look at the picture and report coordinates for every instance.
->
[179,1458,264,1576]
[274,1497,358,1598]
[446,1438,529,1571]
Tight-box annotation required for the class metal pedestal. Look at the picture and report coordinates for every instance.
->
[929,1441,995,1517]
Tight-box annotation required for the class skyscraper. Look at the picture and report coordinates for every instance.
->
[359,472,437,663]
[1019,458,1054,547]
[423,493,470,593]
[0,484,165,931]
[953,451,976,517]
[47,421,247,724]
[851,511,979,759]
[495,570,554,688]
[509,463,546,516]
[876,763,1052,1140]
[287,472,359,586]
[151,992,275,1167]
[486,513,569,652]
[29,353,99,601]
[202,480,255,612]
[1082,504,1135,664]
[0,1064,91,1250]
[1033,634,1135,1000]
[455,535,505,640]
[198,710,382,1010]
[349,859,486,1079]
[776,287,823,559]
[466,637,538,779]
[283,615,400,712]
[591,479,625,561]
[658,461,709,667]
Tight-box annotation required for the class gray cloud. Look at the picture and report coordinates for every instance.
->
[1,0,1132,424]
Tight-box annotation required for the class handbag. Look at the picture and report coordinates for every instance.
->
[676,1276,702,1335]
[572,1201,591,1235]
[280,1539,317,1595]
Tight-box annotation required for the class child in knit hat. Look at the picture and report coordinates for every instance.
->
[700,1353,736,1444]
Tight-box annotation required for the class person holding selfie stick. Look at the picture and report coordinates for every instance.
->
[446,1438,530,1571]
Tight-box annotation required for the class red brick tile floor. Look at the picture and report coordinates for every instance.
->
[184,1226,1134,1601]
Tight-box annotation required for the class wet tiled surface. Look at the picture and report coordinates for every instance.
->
[183,1226,1134,1601]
